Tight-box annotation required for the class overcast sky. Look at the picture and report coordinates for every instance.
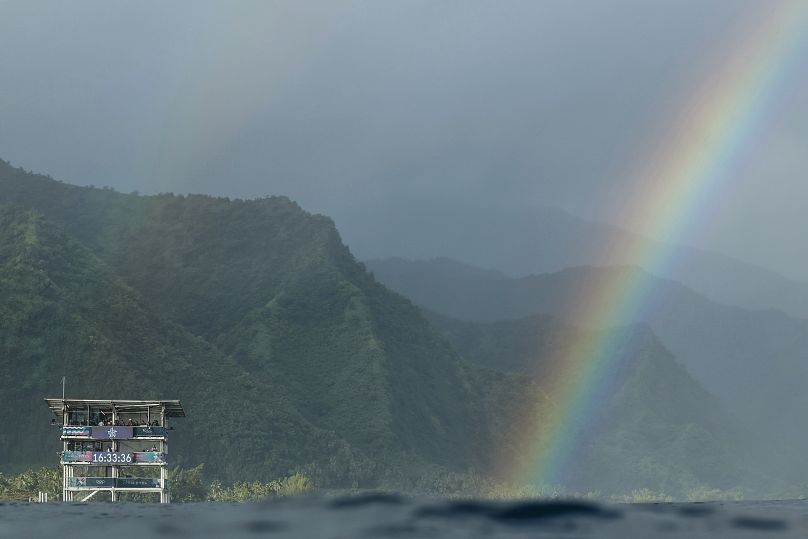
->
[1,1,806,281]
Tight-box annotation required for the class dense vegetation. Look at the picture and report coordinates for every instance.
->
[1,466,776,503]
[0,159,785,497]
[0,162,508,490]
[424,311,776,495]
[0,466,311,502]
[367,256,808,486]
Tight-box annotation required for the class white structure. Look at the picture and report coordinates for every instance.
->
[45,399,185,503]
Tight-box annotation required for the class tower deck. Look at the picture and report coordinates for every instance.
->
[45,398,185,503]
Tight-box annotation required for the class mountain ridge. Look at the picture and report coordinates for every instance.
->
[0,160,789,496]
[335,198,808,318]
[420,309,773,493]
[0,205,368,482]
[366,256,808,480]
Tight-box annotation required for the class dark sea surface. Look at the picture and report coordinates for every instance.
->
[2,496,808,538]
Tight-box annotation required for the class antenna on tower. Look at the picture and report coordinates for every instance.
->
[62,376,66,400]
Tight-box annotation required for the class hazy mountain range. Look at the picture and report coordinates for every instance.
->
[0,159,793,495]
[366,257,808,471]
[338,201,808,319]
[421,310,778,493]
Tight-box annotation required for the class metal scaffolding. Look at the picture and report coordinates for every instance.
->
[45,398,186,503]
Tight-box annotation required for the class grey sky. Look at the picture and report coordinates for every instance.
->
[0,0,806,281]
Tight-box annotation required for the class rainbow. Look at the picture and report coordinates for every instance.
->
[509,0,808,488]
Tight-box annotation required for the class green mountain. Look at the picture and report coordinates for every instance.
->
[366,257,808,481]
[0,160,781,495]
[0,163,508,487]
[0,206,373,483]
[423,310,770,494]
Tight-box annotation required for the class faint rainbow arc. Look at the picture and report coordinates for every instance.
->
[511,0,808,487]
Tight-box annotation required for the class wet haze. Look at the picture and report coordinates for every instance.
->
[1,0,806,281]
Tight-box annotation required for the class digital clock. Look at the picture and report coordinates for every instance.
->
[90,452,133,464]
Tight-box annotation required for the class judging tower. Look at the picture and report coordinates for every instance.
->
[45,398,185,503]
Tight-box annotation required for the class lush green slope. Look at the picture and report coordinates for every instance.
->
[424,310,773,494]
[0,161,779,496]
[422,310,576,375]
[0,165,505,486]
[0,206,372,483]
[366,256,808,469]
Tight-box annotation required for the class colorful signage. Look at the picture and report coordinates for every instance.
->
[62,426,91,437]
[135,452,165,463]
[62,451,165,464]
[133,426,166,437]
[117,478,161,488]
[62,451,88,462]
[67,477,161,489]
[63,426,166,439]
[68,477,116,488]
[90,426,133,439]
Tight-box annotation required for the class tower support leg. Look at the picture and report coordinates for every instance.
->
[160,465,168,503]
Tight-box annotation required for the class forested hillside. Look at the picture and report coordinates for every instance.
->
[0,160,781,496]
[423,310,777,494]
[0,163,508,488]
[0,206,376,483]
[367,257,808,482]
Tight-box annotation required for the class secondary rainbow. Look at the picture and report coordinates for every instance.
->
[508,0,808,487]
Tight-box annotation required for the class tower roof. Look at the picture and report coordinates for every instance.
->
[44,398,186,418]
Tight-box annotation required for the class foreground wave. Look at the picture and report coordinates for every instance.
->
[1,495,806,538]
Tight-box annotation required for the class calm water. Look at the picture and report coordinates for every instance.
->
[2,496,808,538]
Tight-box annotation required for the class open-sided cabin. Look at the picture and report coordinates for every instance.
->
[44,398,185,503]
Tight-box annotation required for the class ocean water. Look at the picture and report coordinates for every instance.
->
[2,495,807,538]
